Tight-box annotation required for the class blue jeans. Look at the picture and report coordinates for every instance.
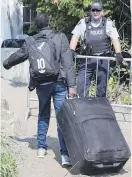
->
[36,81,69,156]
[77,59,109,97]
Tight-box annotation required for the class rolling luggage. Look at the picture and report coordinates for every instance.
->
[57,97,131,175]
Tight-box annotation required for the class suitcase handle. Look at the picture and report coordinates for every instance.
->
[66,93,79,99]
[94,162,121,168]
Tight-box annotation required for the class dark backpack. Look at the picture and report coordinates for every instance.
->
[27,31,59,82]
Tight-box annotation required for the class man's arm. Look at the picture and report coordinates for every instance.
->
[112,39,123,65]
[70,19,84,53]
[106,19,123,65]
[60,33,76,96]
[111,38,121,53]
[70,35,79,51]
[3,42,29,69]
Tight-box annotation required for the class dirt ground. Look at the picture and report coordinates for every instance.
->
[1,78,131,177]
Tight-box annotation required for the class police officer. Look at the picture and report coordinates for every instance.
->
[70,2,124,97]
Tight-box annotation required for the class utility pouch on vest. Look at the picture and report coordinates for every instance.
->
[81,17,93,55]
[86,44,92,55]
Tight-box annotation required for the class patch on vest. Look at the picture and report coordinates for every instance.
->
[90,30,103,35]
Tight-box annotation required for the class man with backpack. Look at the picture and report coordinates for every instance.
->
[3,13,76,167]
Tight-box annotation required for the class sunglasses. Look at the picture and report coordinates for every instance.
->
[92,9,101,12]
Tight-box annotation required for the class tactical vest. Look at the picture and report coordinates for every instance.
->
[84,17,111,54]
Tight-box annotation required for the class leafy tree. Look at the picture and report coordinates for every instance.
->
[20,0,131,49]
[36,0,131,45]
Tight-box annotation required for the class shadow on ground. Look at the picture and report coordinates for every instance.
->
[10,135,129,177]
[9,80,28,87]
[9,135,60,154]
[9,135,38,149]
[90,168,128,177]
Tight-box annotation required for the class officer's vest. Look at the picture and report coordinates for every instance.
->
[84,17,111,54]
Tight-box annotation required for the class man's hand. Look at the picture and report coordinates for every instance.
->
[68,86,77,98]
[3,60,11,70]
[116,53,123,65]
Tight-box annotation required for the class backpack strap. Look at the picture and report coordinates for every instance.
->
[85,16,91,24]
[84,16,92,43]
[33,32,43,40]
[46,31,56,39]
[33,31,56,40]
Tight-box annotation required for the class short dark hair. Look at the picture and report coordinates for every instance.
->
[34,13,49,29]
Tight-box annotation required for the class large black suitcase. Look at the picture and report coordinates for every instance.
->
[57,97,130,175]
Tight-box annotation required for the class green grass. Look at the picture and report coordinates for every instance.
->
[0,134,18,177]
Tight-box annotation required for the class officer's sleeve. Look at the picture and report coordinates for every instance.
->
[3,42,29,69]
[71,20,83,38]
[106,19,119,40]
[60,33,76,87]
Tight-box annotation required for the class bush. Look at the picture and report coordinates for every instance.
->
[0,134,18,177]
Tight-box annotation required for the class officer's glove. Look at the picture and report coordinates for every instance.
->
[115,53,123,66]
[71,49,77,58]
[3,60,11,70]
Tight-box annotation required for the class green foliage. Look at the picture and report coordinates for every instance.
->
[88,63,131,105]
[121,95,132,105]
[22,0,131,46]
[107,76,117,101]
[89,81,96,97]
[0,135,18,177]
[107,64,131,104]
[36,0,94,37]
[27,22,38,35]
[1,153,18,177]
[21,0,131,44]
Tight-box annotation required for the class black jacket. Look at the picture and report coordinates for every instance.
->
[3,27,76,89]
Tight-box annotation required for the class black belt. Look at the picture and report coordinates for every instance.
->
[92,52,111,64]
[92,51,111,56]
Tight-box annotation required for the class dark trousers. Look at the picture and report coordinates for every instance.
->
[77,59,109,97]
[36,81,69,156]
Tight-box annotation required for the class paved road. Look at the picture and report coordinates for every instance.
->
[1,78,131,177]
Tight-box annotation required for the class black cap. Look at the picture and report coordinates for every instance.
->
[91,2,103,11]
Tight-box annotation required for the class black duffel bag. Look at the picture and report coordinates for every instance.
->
[1,39,25,48]
[57,97,131,175]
